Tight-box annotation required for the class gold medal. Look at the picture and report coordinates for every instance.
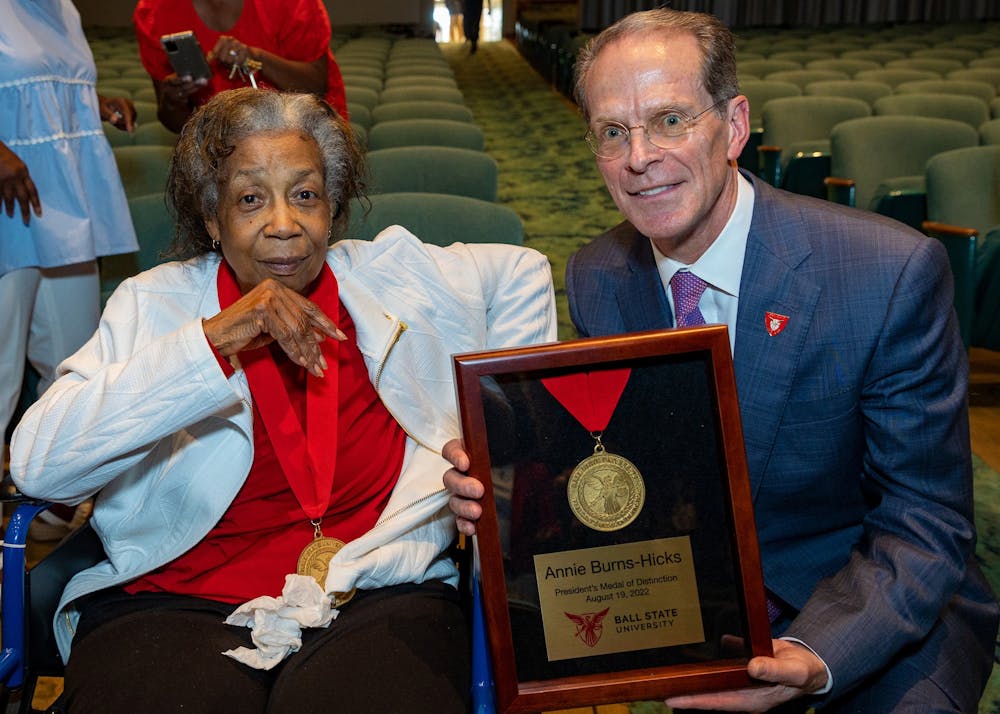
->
[567,438,645,532]
[296,535,356,607]
[540,369,642,532]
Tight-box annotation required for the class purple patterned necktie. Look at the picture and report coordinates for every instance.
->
[670,271,708,327]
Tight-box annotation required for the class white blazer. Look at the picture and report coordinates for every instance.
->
[10,226,558,660]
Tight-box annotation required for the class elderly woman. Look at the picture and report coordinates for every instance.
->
[10,87,556,712]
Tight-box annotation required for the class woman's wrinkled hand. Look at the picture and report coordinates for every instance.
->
[203,277,346,377]
[0,142,41,225]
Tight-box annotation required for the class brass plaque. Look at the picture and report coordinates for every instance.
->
[534,536,705,661]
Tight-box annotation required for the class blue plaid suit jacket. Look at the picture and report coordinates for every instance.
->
[566,172,998,706]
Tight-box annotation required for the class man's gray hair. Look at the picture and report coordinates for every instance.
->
[573,8,739,123]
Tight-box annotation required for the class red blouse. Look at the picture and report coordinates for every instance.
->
[133,0,348,118]
[127,271,405,603]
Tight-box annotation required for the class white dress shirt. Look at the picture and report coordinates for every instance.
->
[652,170,754,354]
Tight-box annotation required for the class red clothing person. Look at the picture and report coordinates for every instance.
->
[134,0,348,130]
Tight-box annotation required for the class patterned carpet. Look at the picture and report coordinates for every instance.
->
[442,38,1000,713]
[442,39,619,341]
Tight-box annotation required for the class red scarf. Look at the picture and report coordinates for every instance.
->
[216,264,340,521]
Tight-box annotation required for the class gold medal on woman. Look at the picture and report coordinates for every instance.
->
[567,437,645,532]
[297,536,356,607]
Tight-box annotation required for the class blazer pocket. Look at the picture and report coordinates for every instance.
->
[771,389,862,496]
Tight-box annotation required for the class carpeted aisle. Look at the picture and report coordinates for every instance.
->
[442,39,619,340]
[443,39,1000,714]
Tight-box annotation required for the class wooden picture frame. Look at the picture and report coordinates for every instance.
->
[453,325,772,713]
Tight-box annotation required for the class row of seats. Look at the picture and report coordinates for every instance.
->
[513,17,999,350]
[753,93,999,197]
[331,35,525,246]
[335,36,485,152]
[520,17,1000,99]
[731,28,1000,350]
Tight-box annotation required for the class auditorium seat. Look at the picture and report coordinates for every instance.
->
[366,146,499,201]
[346,192,524,245]
[923,145,1000,345]
[912,47,981,64]
[378,86,465,105]
[767,50,835,65]
[384,63,455,80]
[854,68,941,87]
[873,92,990,129]
[948,68,1000,91]
[803,80,893,107]
[367,119,485,151]
[925,145,1000,240]
[981,118,1000,145]
[337,58,386,75]
[383,75,459,90]
[100,192,175,305]
[971,57,1000,70]
[133,87,158,103]
[805,58,881,77]
[372,101,475,125]
[886,57,964,76]
[344,86,379,112]
[758,95,870,197]
[111,145,173,200]
[826,115,978,229]
[764,69,849,90]
[346,103,372,131]
[131,100,160,124]
[894,79,996,104]
[840,48,906,64]
[738,59,801,77]
[738,79,802,174]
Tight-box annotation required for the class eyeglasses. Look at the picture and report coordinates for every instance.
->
[584,98,733,159]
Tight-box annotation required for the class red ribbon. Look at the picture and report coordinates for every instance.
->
[217,263,340,520]
[540,367,631,432]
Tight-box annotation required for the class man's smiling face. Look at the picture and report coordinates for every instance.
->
[586,31,747,262]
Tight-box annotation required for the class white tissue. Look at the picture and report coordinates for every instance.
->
[222,573,339,670]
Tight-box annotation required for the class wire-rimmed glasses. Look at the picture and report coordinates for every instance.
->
[584,97,733,159]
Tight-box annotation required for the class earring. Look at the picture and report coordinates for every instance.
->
[211,239,221,251]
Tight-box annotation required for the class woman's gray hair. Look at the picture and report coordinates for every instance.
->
[167,88,366,259]
[573,8,739,124]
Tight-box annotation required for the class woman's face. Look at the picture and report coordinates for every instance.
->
[206,130,332,295]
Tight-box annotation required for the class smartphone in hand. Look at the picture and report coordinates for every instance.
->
[160,31,212,81]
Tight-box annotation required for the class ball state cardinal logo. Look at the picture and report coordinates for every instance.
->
[564,607,610,647]
[765,311,790,336]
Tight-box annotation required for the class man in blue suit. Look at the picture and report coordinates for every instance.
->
[446,7,997,712]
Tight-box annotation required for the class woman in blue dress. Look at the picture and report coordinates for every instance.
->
[0,0,138,471]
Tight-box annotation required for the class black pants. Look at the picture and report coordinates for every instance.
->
[462,0,483,43]
[62,581,470,714]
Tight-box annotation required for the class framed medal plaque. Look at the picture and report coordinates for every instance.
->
[453,325,772,714]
